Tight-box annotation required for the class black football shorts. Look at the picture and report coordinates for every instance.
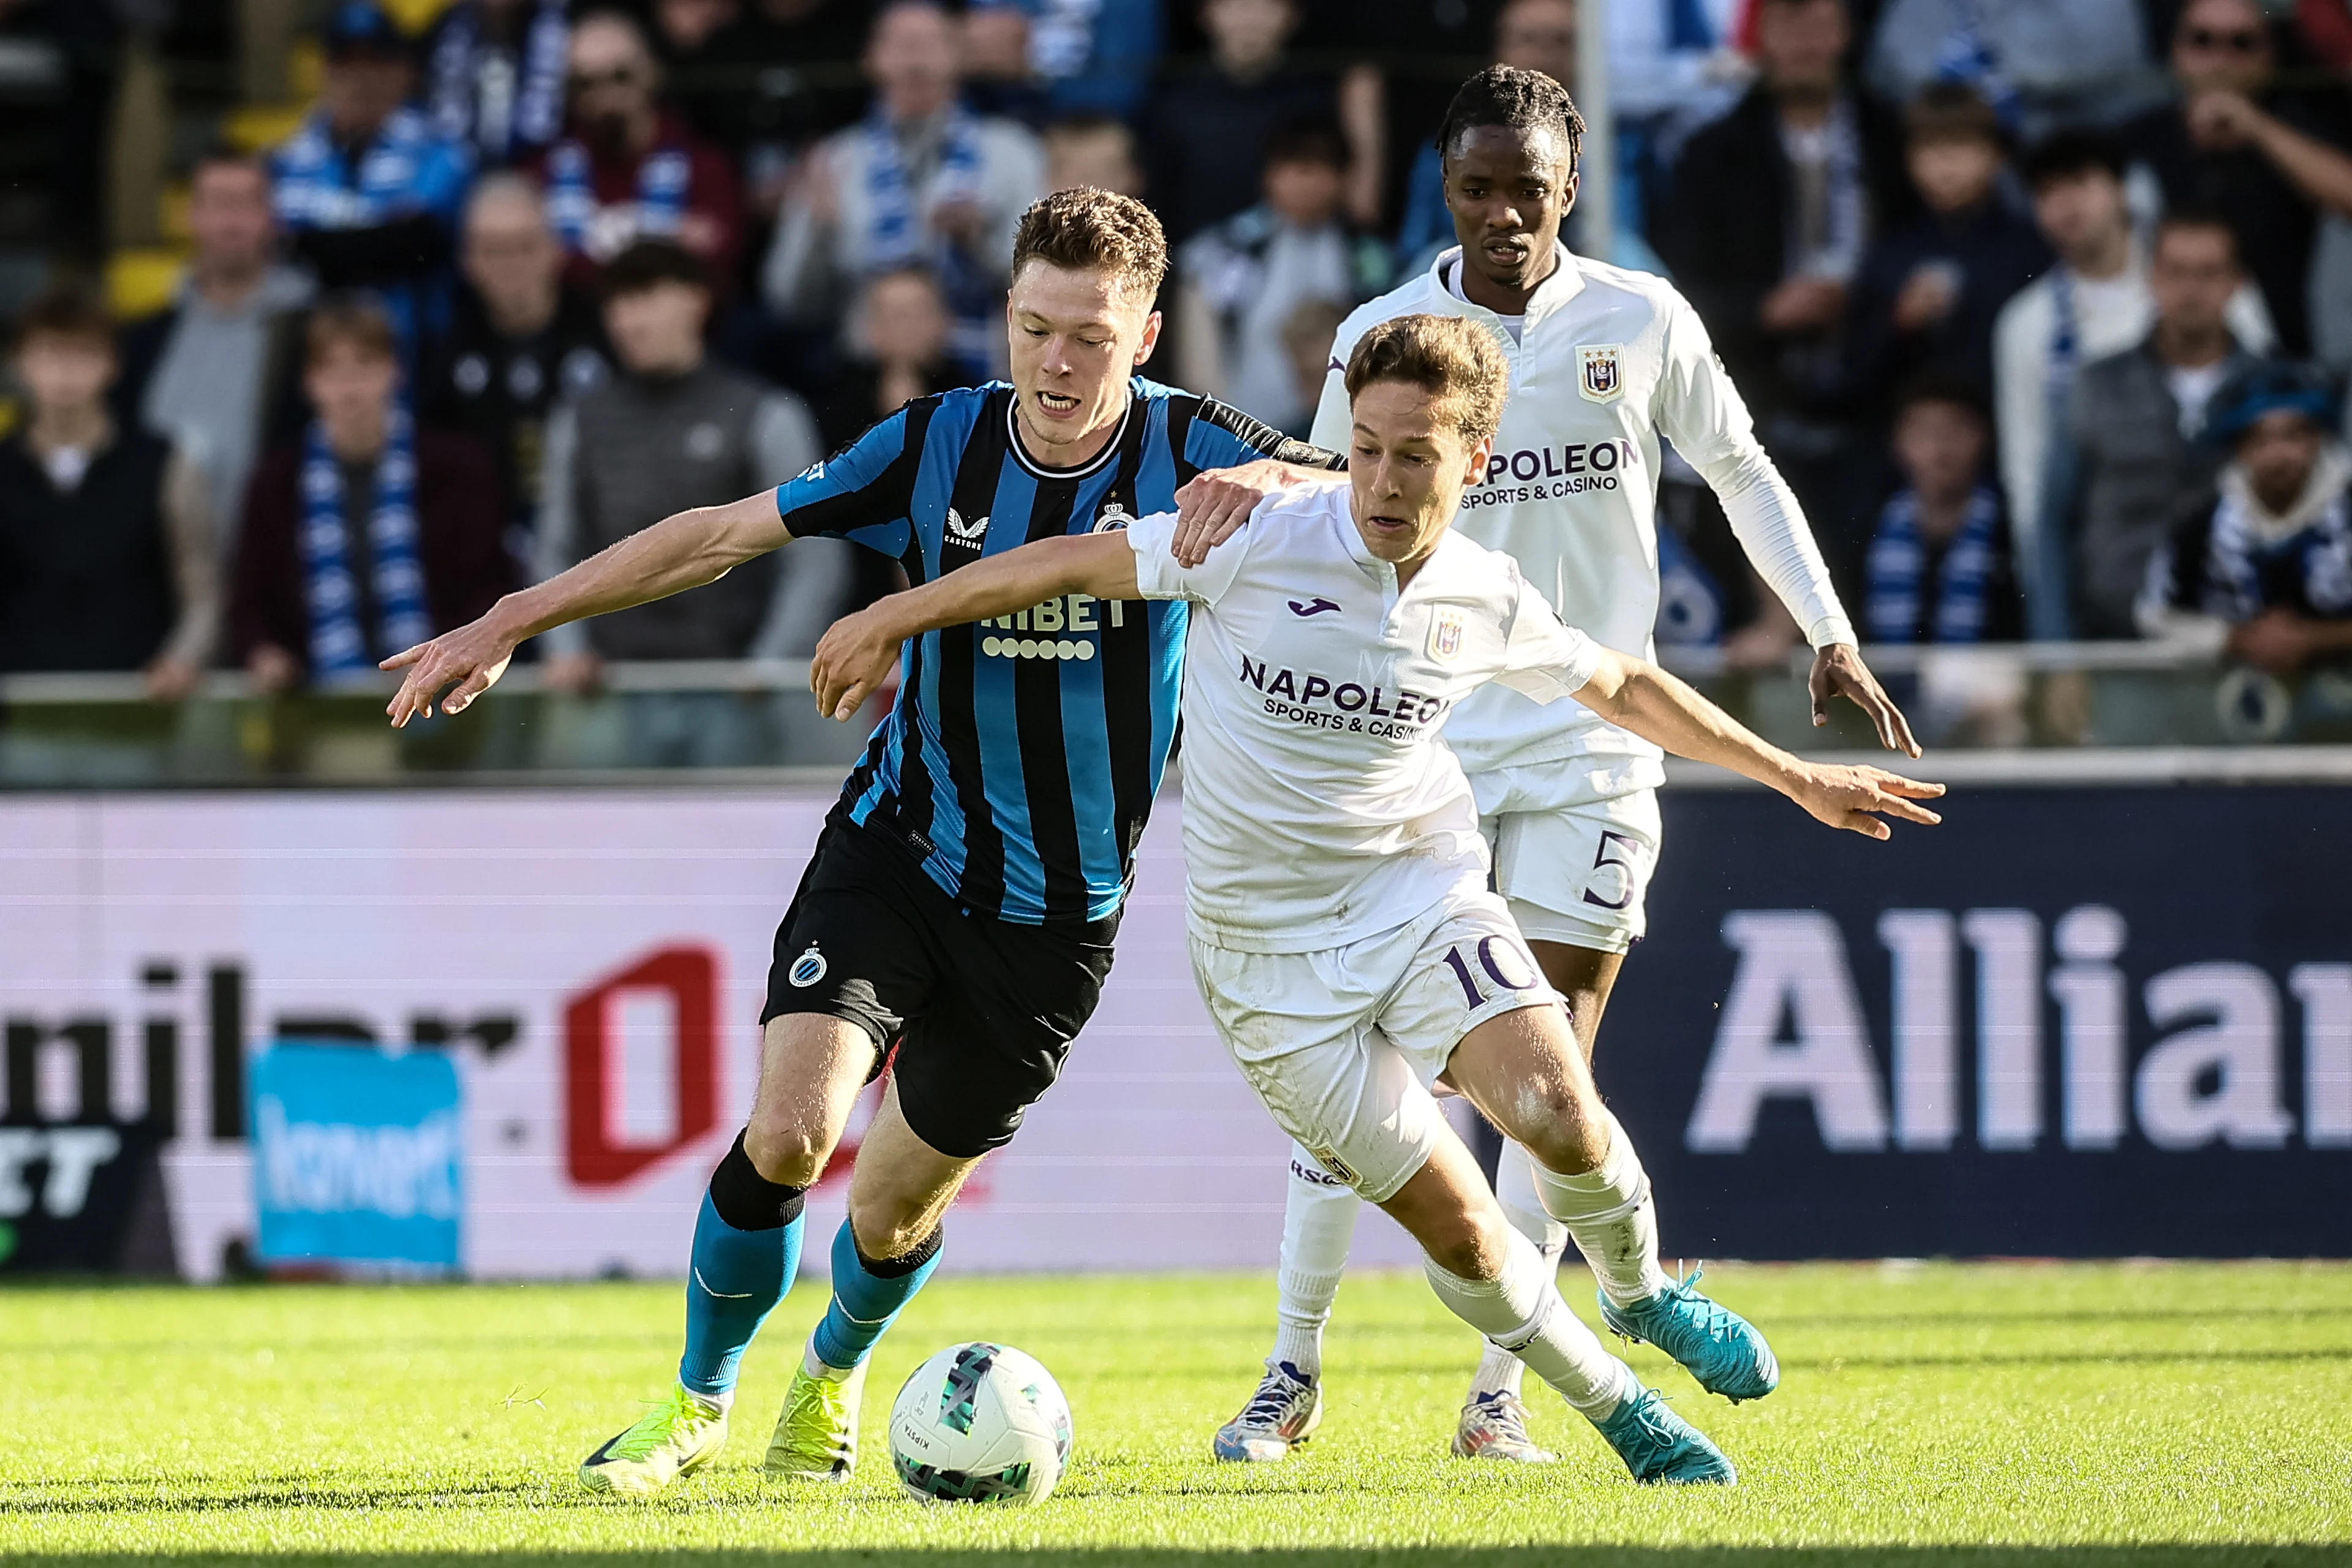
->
[762,810,1118,1158]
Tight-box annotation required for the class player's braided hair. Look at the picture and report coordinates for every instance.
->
[1436,64,1584,175]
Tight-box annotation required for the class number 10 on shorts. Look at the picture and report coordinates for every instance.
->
[1441,936,1542,1009]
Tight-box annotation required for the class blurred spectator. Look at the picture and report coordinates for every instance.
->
[814,266,965,453]
[1277,295,1349,439]
[115,148,316,563]
[2139,361,2352,674]
[1144,0,1339,243]
[2121,0,2352,356]
[1172,119,1384,432]
[1394,0,1585,274]
[1866,0,2155,137]
[763,0,1049,379]
[538,241,843,697]
[960,2,1051,123]
[2060,212,2263,639]
[695,0,872,216]
[1992,130,2273,636]
[1841,83,2047,418]
[1296,0,1498,237]
[270,2,475,360]
[425,0,572,167]
[0,288,216,695]
[1654,0,1916,556]
[232,298,512,691]
[534,10,744,290]
[1605,0,1751,126]
[1864,372,2020,644]
[1043,114,1145,196]
[420,174,609,569]
[971,0,1163,121]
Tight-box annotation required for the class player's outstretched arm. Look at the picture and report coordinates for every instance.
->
[1574,649,1945,840]
[381,491,792,727]
[810,533,1142,720]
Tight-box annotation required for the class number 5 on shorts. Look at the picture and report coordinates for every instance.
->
[1441,937,1541,1009]
[1581,829,1642,911]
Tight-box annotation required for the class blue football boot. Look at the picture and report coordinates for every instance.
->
[1599,1265,1779,1403]
[1593,1386,1737,1486]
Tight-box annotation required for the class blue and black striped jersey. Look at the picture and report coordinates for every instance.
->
[777,378,1335,925]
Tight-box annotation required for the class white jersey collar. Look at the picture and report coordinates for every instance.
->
[1434,241,1585,333]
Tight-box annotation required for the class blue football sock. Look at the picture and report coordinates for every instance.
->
[677,1136,806,1399]
[809,1217,943,1373]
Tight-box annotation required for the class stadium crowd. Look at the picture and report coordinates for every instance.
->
[5,0,2352,700]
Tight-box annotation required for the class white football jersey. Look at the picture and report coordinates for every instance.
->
[1311,244,1854,780]
[1126,487,1602,954]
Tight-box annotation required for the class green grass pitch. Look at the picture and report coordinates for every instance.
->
[2,1262,2348,1566]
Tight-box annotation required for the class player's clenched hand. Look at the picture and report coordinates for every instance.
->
[810,606,900,722]
[1789,763,1945,840]
[1171,461,1296,567]
[1811,643,1920,758]
[380,617,517,728]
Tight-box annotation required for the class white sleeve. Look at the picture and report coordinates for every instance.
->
[1125,510,1254,605]
[1653,291,1858,649]
[1992,287,2048,556]
[1306,323,1354,453]
[1492,570,1605,705]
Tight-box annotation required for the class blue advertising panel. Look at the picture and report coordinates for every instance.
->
[249,1043,462,1271]
[1605,784,2352,1259]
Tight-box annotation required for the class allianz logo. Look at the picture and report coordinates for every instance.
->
[979,593,1132,661]
[1687,907,2351,1155]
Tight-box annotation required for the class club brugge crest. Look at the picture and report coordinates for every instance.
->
[1578,344,1625,404]
[1429,606,1467,660]
[1091,500,1134,533]
[787,944,827,988]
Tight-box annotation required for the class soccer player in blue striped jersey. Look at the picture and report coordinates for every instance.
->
[382,188,1340,1496]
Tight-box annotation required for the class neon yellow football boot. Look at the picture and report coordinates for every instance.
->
[764,1359,865,1482]
[579,1384,729,1496]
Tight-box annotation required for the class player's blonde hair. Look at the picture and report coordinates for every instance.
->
[1343,314,1510,447]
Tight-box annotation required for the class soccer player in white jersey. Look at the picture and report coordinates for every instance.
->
[1168,64,1928,1464]
[808,314,1942,1486]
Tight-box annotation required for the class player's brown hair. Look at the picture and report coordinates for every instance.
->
[11,284,115,352]
[304,293,399,366]
[1011,186,1169,301]
[1342,314,1510,447]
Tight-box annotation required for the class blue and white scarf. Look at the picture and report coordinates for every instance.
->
[428,0,570,163]
[274,107,458,230]
[864,107,993,374]
[300,405,433,677]
[543,138,693,260]
[2201,450,2352,622]
[1866,484,2004,644]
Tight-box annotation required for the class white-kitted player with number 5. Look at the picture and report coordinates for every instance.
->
[808,312,1942,1487]
[1169,62,1929,1466]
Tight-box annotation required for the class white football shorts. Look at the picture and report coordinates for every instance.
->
[1188,881,1566,1203]
[1471,760,1664,956]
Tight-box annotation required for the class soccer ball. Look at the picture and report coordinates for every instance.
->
[888,1341,1073,1505]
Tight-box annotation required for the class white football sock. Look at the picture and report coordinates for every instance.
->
[1529,1110,1670,1308]
[1270,1143,1360,1379]
[1424,1229,1635,1420]
[1468,1141,1569,1401]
